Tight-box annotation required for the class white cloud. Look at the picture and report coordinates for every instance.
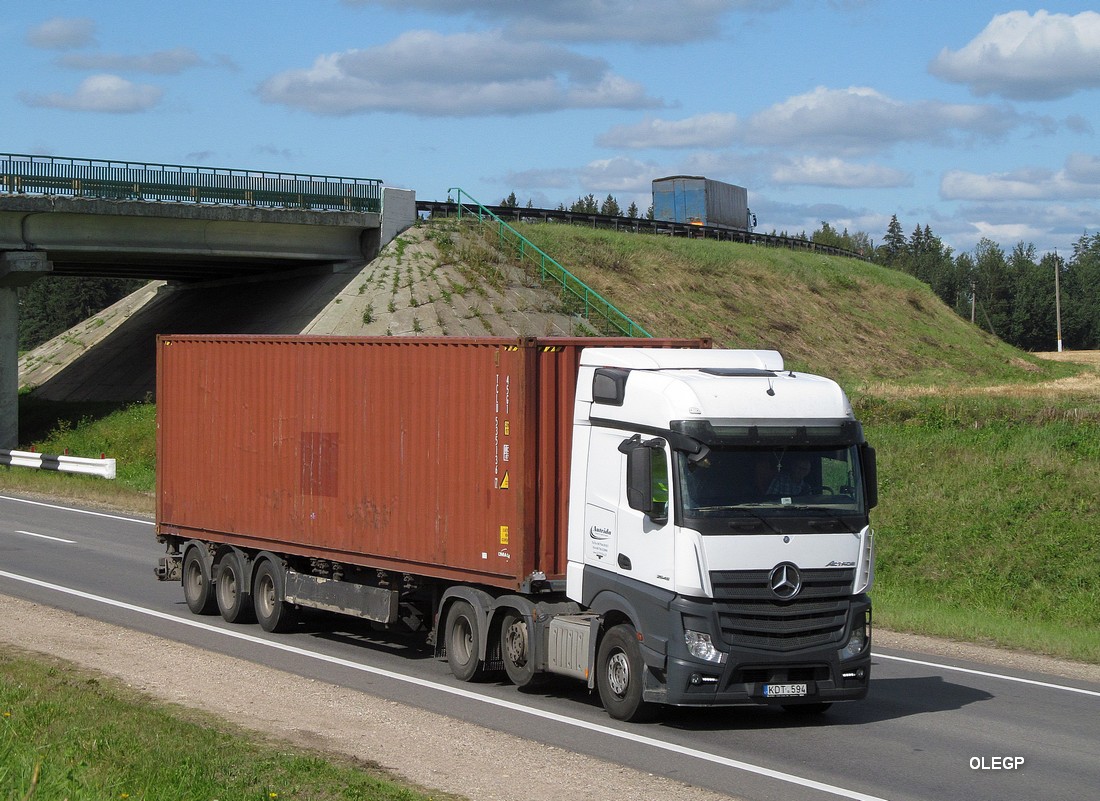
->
[743,86,1033,154]
[258,29,659,116]
[597,113,740,148]
[929,11,1100,100]
[1064,153,1100,184]
[770,156,910,188]
[21,75,163,113]
[58,47,206,75]
[579,157,660,193]
[505,167,578,190]
[941,155,1100,201]
[344,0,762,44]
[969,220,1049,245]
[26,17,95,50]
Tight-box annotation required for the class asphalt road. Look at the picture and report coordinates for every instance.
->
[1,493,1098,801]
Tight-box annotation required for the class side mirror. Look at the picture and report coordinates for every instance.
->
[624,438,668,522]
[861,444,878,509]
[625,443,654,513]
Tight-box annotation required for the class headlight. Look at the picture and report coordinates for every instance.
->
[837,612,870,660]
[685,629,727,664]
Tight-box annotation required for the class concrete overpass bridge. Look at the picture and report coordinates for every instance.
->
[0,153,416,448]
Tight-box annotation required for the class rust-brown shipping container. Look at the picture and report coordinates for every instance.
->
[156,335,707,591]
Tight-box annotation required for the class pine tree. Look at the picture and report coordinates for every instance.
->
[882,215,906,263]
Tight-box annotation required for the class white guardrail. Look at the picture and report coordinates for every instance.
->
[0,449,116,479]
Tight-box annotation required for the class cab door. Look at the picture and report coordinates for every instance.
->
[610,435,676,589]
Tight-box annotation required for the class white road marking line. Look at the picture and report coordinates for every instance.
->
[873,653,1100,698]
[0,495,153,525]
[0,569,889,801]
[13,530,76,544]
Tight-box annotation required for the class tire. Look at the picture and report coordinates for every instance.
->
[182,547,217,616]
[500,610,541,689]
[252,559,297,633]
[215,550,255,624]
[596,624,654,722]
[445,600,483,682]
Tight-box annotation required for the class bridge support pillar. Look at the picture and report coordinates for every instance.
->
[1,252,53,449]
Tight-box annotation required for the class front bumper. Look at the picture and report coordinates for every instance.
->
[646,595,872,707]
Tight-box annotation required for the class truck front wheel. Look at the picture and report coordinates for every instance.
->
[215,551,255,624]
[182,547,217,616]
[597,624,654,722]
[445,600,484,682]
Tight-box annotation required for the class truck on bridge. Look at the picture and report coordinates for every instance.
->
[154,335,876,721]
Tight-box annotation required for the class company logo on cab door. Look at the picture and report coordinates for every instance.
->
[588,525,612,560]
[589,525,612,540]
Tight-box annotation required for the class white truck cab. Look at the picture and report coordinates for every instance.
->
[565,348,876,719]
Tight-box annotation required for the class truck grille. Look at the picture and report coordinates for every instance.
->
[709,568,855,652]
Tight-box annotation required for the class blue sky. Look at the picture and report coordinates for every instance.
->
[2,1,1098,256]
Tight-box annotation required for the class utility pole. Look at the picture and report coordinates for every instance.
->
[1054,248,1063,353]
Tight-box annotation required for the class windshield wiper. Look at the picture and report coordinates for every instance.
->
[722,507,780,533]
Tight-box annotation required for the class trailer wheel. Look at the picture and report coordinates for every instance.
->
[597,624,654,722]
[253,559,296,633]
[500,610,540,689]
[215,551,255,624]
[445,600,483,682]
[182,547,217,616]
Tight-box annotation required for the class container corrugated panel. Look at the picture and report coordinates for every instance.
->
[157,336,708,590]
[703,178,748,229]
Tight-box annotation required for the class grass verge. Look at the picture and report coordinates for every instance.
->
[0,650,452,801]
[859,394,1100,663]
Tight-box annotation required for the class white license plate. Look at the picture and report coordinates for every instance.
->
[764,683,808,698]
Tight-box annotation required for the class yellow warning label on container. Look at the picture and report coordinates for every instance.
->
[504,420,510,436]
[500,525,510,545]
[499,471,510,489]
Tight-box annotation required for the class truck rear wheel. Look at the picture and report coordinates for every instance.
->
[500,611,541,689]
[215,551,255,624]
[182,547,217,615]
[597,624,654,722]
[253,559,296,633]
[445,600,483,682]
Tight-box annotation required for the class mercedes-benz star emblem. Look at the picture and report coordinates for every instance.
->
[769,562,802,600]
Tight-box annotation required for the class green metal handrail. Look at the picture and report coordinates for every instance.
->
[0,152,382,213]
[447,188,651,338]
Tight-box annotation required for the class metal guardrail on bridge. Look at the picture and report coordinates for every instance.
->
[1,153,383,213]
[445,188,651,338]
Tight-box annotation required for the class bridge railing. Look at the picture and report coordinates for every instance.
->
[0,153,383,213]
[445,188,651,338]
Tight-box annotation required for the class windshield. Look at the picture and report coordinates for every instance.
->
[676,445,867,532]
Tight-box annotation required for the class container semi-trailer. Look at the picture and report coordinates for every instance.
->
[155,335,876,721]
